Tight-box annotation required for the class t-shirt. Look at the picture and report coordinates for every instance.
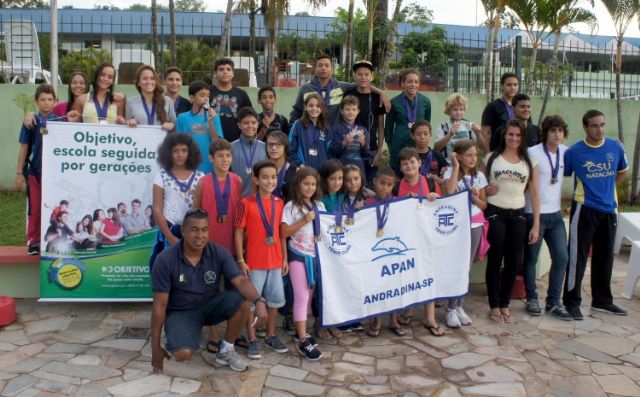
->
[102,218,122,240]
[126,95,177,126]
[153,169,205,225]
[19,113,57,177]
[151,241,242,311]
[235,194,285,270]
[525,143,567,214]
[443,168,488,226]
[121,212,150,234]
[209,85,253,141]
[481,98,513,151]
[564,138,628,214]
[282,201,326,257]
[230,136,268,197]
[434,121,477,164]
[200,172,243,252]
[485,154,536,209]
[176,111,224,174]
[258,112,290,140]
[171,95,192,116]
[344,88,387,152]
[393,176,436,198]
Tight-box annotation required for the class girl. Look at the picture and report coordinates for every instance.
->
[443,139,488,328]
[68,63,125,124]
[280,167,325,361]
[342,165,367,225]
[24,72,90,125]
[145,205,155,228]
[73,217,97,250]
[267,131,297,201]
[93,209,105,241]
[384,68,431,175]
[288,93,332,171]
[101,208,123,244]
[150,133,204,268]
[127,65,176,132]
[330,95,370,179]
[484,120,539,324]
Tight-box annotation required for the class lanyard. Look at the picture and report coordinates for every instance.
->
[166,170,196,193]
[274,164,287,198]
[462,174,475,191]
[419,151,434,176]
[312,78,333,108]
[240,139,258,174]
[212,174,231,220]
[93,94,110,119]
[303,201,321,240]
[543,144,560,183]
[142,99,156,125]
[502,98,514,120]
[256,193,276,239]
[376,197,390,235]
[402,95,418,124]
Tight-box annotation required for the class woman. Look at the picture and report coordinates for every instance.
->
[126,65,176,132]
[484,119,540,324]
[145,205,155,228]
[73,215,98,250]
[23,72,90,126]
[101,207,124,244]
[68,63,125,124]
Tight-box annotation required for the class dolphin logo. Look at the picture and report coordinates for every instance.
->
[371,237,415,261]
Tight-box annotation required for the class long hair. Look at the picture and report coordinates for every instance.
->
[92,209,104,222]
[319,159,344,195]
[156,133,201,171]
[300,92,329,131]
[134,65,168,124]
[66,72,89,113]
[540,114,568,143]
[452,139,479,180]
[486,119,533,186]
[266,131,290,158]
[342,164,366,199]
[107,207,121,227]
[288,167,322,211]
[91,63,116,103]
[81,214,94,235]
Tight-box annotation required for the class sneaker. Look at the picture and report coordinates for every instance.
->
[591,303,628,316]
[546,305,573,321]
[255,328,267,338]
[565,306,583,321]
[265,335,289,353]
[296,337,323,361]
[283,314,296,336]
[246,340,261,359]
[27,243,40,255]
[456,307,472,326]
[445,310,461,328]
[214,345,248,372]
[294,332,318,347]
[526,299,542,316]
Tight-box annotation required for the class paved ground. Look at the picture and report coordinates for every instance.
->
[1,248,640,397]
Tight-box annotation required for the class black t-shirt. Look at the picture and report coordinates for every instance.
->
[481,98,512,151]
[258,112,290,140]
[209,86,253,142]
[494,122,541,149]
[344,88,387,152]
[173,95,192,116]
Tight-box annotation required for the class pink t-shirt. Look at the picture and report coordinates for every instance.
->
[53,102,69,118]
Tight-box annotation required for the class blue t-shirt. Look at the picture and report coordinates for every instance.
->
[151,241,242,311]
[564,138,628,214]
[176,111,223,174]
[19,113,58,177]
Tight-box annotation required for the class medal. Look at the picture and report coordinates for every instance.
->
[417,202,424,209]
[274,164,288,198]
[265,236,275,245]
[37,115,48,135]
[306,123,321,158]
[245,167,252,175]
[345,195,359,225]
[408,122,413,128]
[303,201,321,242]
[335,225,343,233]
[240,139,258,176]
[345,217,354,225]
[376,229,384,238]
[142,99,156,125]
[550,177,558,184]
[375,196,390,239]
[402,94,418,128]
[217,215,227,223]
[256,193,276,246]
[167,170,197,198]
[40,127,48,135]
[93,94,110,121]
[543,144,561,187]
[212,173,231,223]
[308,148,318,156]
[331,194,344,234]
[419,150,434,177]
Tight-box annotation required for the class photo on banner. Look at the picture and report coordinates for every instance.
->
[39,122,164,301]
[316,192,471,327]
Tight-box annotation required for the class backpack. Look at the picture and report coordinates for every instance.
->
[439,120,476,160]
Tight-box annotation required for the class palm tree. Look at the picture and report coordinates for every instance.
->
[602,0,640,143]
[219,0,234,58]
[378,0,403,87]
[366,0,379,61]
[480,0,512,102]
[538,0,597,124]
[344,0,355,81]
[236,0,261,59]
[169,0,177,66]
[151,0,160,70]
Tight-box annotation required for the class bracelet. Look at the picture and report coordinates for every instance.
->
[237,258,246,264]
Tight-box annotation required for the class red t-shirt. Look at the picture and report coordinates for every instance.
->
[395,175,442,197]
[200,171,242,252]
[235,194,284,270]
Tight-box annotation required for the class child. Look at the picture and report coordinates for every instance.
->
[231,107,267,197]
[210,58,253,141]
[434,93,481,165]
[280,167,325,360]
[125,65,176,132]
[343,165,367,225]
[176,81,223,174]
[385,68,431,175]
[330,95,370,179]
[47,200,70,224]
[257,86,290,140]
[411,121,447,195]
[149,134,205,269]
[16,84,58,255]
[163,67,192,116]
[288,93,332,171]
[234,160,289,359]
[267,131,297,201]
[443,139,488,328]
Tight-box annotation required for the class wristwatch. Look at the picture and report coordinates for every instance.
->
[252,296,266,305]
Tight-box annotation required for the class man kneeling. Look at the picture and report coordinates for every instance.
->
[151,208,267,372]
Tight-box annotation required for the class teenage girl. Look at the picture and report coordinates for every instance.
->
[68,63,125,124]
[126,65,177,132]
[267,131,298,201]
[288,93,332,171]
[24,72,90,127]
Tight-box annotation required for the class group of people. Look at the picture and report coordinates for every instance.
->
[15,56,629,374]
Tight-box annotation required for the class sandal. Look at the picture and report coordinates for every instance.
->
[424,323,444,337]
[500,308,514,323]
[329,327,343,338]
[366,324,381,337]
[206,339,221,354]
[489,310,504,324]
[233,335,249,349]
[316,327,333,340]
[398,314,413,326]
[387,325,407,336]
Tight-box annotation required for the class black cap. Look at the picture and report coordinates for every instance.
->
[352,60,374,72]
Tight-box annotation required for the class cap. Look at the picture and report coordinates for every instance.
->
[352,60,374,72]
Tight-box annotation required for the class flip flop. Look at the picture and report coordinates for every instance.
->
[329,327,343,338]
[489,311,504,324]
[387,325,407,336]
[366,324,381,337]
[500,309,514,323]
[397,314,413,326]
[206,339,220,354]
[424,324,444,337]
[316,327,334,340]
[233,335,249,349]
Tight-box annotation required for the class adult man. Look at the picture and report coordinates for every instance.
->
[210,58,253,142]
[481,72,519,152]
[121,199,150,235]
[563,110,628,320]
[163,67,191,116]
[151,209,267,373]
[495,93,540,149]
[522,115,571,320]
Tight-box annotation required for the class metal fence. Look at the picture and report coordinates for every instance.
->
[1,9,640,99]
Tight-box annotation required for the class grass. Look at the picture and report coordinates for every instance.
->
[0,191,26,246]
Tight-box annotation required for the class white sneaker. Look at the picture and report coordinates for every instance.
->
[456,307,472,326]
[445,309,461,328]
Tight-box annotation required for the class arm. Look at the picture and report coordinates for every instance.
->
[151,292,170,373]
[372,114,386,166]
[370,86,391,113]
[193,180,204,209]
[477,126,490,154]
[15,143,28,189]
[527,165,540,244]
[115,96,126,125]
[280,212,314,238]
[444,154,459,195]
[153,185,179,245]
[616,169,628,185]
[233,227,249,276]
[329,127,345,158]
[384,109,395,150]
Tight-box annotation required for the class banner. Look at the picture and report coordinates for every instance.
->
[39,122,164,301]
[317,192,471,326]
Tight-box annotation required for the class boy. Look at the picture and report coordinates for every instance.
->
[481,72,519,152]
[257,86,289,140]
[163,67,191,116]
[330,95,370,178]
[47,200,69,223]
[411,121,447,194]
[434,93,481,165]
[210,58,253,141]
[234,159,289,359]
[494,93,540,149]
[16,84,58,255]
[176,81,223,174]
[231,107,268,196]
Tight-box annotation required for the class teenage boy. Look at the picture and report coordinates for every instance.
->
[563,110,629,320]
[523,115,571,320]
[231,107,267,196]
[495,93,540,149]
[257,85,289,140]
[210,58,253,141]
[122,199,151,235]
[411,121,447,195]
[290,54,390,126]
[176,81,224,174]
[163,67,192,116]
[234,159,289,359]
[16,84,58,255]
[481,72,519,152]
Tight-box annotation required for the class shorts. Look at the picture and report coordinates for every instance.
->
[249,268,285,309]
[164,289,245,353]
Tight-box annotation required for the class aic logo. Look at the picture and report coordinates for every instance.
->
[325,224,352,255]
[433,204,460,235]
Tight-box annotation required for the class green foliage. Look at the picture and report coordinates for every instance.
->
[0,0,47,7]
[158,39,218,83]
[59,48,112,84]
[0,192,26,246]
[327,7,370,60]
[399,27,460,75]
[176,0,206,12]
[398,2,433,28]
[12,93,35,114]
[480,9,520,29]
[277,32,332,64]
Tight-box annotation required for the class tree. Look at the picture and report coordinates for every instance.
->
[481,9,521,29]
[398,2,433,27]
[480,0,512,102]
[344,0,355,80]
[176,0,206,12]
[236,0,261,59]
[328,8,370,70]
[169,0,177,66]
[129,4,149,11]
[59,48,112,83]
[378,0,403,87]
[151,0,160,71]
[263,0,292,85]
[366,0,379,61]
[219,0,234,58]
[0,0,47,7]
[399,27,460,75]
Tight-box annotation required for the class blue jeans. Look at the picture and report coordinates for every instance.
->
[523,212,568,307]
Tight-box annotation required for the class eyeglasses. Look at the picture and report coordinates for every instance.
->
[267,142,283,149]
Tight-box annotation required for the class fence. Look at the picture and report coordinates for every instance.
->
[1,8,640,99]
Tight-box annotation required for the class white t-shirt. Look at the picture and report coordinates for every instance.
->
[485,154,537,209]
[525,143,567,214]
[443,168,488,227]
[282,200,326,257]
[153,169,204,225]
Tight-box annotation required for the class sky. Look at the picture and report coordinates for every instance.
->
[56,0,640,39]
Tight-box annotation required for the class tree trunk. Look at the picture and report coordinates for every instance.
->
[266,22,276,86]
[631,112,640,203]
[151,0,160,70]
[372,0,387,68]
[483,13,494,103]
[169,0,177,66]
[344,0,355,81]
[538,32,559,126]
[219,0,234,58]
[616,38,624,143]
[249,8,256,59]
[527,44,538,95]
[489,13,501,101]
[378,0,402,88]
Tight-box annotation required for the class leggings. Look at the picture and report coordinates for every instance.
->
[448,225,482,310]
[289,260,314,322]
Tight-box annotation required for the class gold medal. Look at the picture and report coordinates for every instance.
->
[417,201,424,209]
[40,127,48,135]
[335,225,343,233]
[245,167,252,175]
[376,229,384,238]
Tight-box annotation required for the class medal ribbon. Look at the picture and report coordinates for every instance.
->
[345,195,359,220]
[166,170,196,193]
[212,173,231,218]
[402,95,418,124]
[462,174,475,191]
[502,98,514,120]
[142,99,156,125]
[543,144,560,182]
[303,201,320,239]
[333,194,344,230]
[417,176,425,206]
[36,114,47,133]
[240,139,258,173]
[311,77,333,108]
[306,123,320,153]
[256,193,276,239]
[419,151,434,176]
[93,94,110,120]
[274,164,287,197]
[376,197,390,232]
[173,97,179,113]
